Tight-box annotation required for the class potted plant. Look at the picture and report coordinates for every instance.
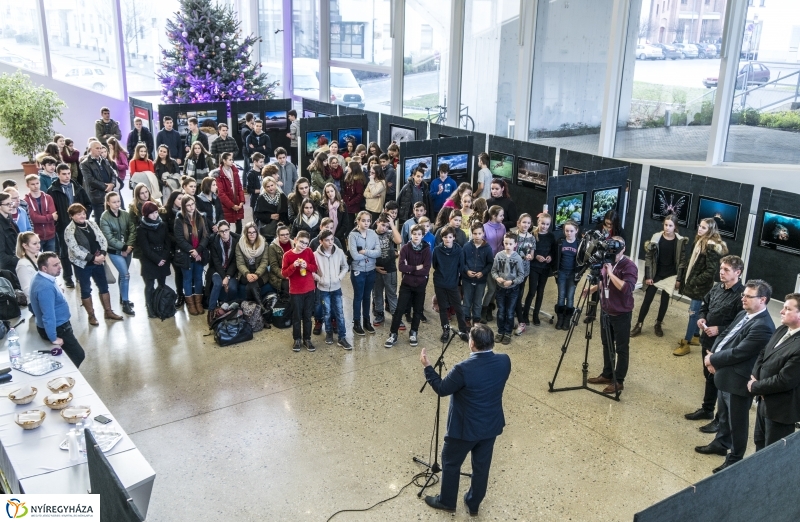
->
[0,71,66,174]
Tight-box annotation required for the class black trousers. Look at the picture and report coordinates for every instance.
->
[391,284,425,334]
[714,390,753,462]
[144,276,167,312]
[434,286,467,332]
[637,284,670,323]
[291,290,315,340]
[438,436,496,511]
[37,321,85,368]
[701,340,719,412]
[754,400,796,451]
[172,263,184,296]
[56,231,73,280]
[521,268,548,321]
[600,311,632,383]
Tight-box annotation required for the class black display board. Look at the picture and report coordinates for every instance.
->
[746,187,800,298]
[429,123,486,164]
[299,113,369,174]
[337,106,380,147]
[547,167,630,240]
[641,167,753,262]
[558,150,643,239]
[230,98,293,161]
[635,431,800,521]
[301,98,338,117]
[379,115,429,151]
[398,136,473,196]
[157,102,228,137]
[487,135,556,224]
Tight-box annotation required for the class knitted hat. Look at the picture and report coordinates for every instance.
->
[142,201,159,216]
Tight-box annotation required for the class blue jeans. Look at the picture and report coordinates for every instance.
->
[462,280,486,320]
[320,288,346,339]
[182,261,205,296]
[108,253,132,302]
[73,262,109,299]
[40,237,57,254]
[495,285,520,336]
[684,299,703,341]
[350,269,376,324]
[209,272,239,309]
[557,271,577,308]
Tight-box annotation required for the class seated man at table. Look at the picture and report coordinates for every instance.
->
[29,252,86,368]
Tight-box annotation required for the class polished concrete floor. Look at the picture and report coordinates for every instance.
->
[6,173,773,521]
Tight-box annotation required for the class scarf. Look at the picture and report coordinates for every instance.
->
[302,212,320,229]
[327,200,339,232]
[328,165,343,181]
[198,192,217,223]
[141,215,162,230]
[238,233,265,262]
[222,165,234,183]
[263,191,280,207]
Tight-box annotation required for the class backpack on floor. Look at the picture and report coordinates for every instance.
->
[151,285,178,321]
[213,316,253,346]
[241,301,265,333]
[207,301,242,328]
[0,277,21,321]
[271,293,293,329]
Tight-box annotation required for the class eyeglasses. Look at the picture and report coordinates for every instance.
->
[218,228,230,233]
[741,293,761,300]
[0,203,14,208]
[297,241,309,247]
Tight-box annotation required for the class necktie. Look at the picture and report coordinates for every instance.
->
[775,330,793,348]
[715,315,749,352]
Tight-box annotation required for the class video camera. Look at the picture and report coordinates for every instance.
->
[574,230,625,283]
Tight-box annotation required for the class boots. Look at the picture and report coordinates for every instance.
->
[185,294,198,315]
[82,297,99,326]
[100,293,123,321]
[175,291,185,309]
[630,322,643,337]
[122,301,135,316]
[673,339,691,356]
[562,308,574,330]
[193,295,205,315]
[689,334,701,346]
[654,321,664,337]
[480,306,489,323]
[554,305,565,330]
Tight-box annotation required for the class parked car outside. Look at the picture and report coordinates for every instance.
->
[652,43,682,60]
[636,44,664,60]
[694,43,718,59]
[702,62,770,89]
[673,43,699,59]
[62,67,107,92]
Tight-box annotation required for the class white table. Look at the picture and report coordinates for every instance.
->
[0,357,155,517]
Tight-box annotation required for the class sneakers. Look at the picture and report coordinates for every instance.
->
[630,322,643,337]
[515,323,526,336]
[325,331,334,345]
[440,328,450,343]
[409,331,419,347]
[338,338,352,350]
[304,339,316,352]
[313,320,323,336]
[502,335,511,345]
[373,315,385,326]
[495,333,505,343]
[458,331,469,342]
[64,278,75,288]
[363,320,376,334]
[353,323,366,336]
[385,333,398,348]
[292,339,302,352]
[673,339,691,356]
[398,321,406,331]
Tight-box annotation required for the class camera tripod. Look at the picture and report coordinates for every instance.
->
[548,273,621,401]
[413,326,471,497]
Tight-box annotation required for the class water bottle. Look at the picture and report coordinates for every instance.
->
[6,328,21,365]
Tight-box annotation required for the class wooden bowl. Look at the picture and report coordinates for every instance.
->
[60,406,91,423]
[8,387,37,405]
[47,377,75,393]
[43,392,73,410]
[15,410,46,430]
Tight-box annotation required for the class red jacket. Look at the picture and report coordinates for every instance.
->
[281,248,318,294]
[24,192,57,240]
[342,178,365,213]
[216,166,245,223]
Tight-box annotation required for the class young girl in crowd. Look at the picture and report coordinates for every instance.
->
[342,162,366,233]
[309,152,329,194]
[129,144,161,202]
[253,177,289,244]
[184,142,215,181]
[480,205,506,322]
[155,145,181,201]
[368,142,382,157]
[521,212,556,326]
[106,137,129,184]
[459,193,474,235]
[237,222,271,303]
[214,152,244,234]
[472,197,488,225]
[511,213,536,335]
[282,230,319,352]
[364,165,386,222]
[348,211,381,336]
[174,195,209,315]
[319,183,345,243]
[288,177,318,222]
[196,177,224,235]
[100,192,136,316]
[554,220,580,330]
[443,182,472,210]
[342,140,355,159]
[291,198,321,239]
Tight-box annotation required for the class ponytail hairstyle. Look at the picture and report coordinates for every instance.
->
[532,212,552,241]
[484,205,504,224]
[472,197,488,223]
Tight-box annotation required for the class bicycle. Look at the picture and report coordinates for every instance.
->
[417,98,475,131]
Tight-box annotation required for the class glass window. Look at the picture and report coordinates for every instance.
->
[43,0,123,98]
[258,0,284,96]
[331,22,365,59]
[329,64,389,113]
[724,1,800,164]
[119,0,180,93]
[329,0,391,67]
[614,0,729,160]
[293,0,320,100]
[461,0,520,136]
[0,0,45,73]
[403,0,451,119]
[529,0,615,154]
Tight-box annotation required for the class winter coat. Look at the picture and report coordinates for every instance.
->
[156,159,181,196]
[314,244,349,292]
[397,179,432,224]
[99,209,136,254]
[253,192,289,239]
[172,211,209,270]
[61,148,81,185]
[643,231,688,283]
[483,221,506,256]
[64,219,107,269]
[213,166,245,223]
[267,238,290,289]
[208,232,241,280]
[364,179,386,214]
[23,192,57,241]
[80,156,119,205]
[310,168,329,195]
[235,241,269,284]
[47,182,92,233]
[462,241,494,284]
[342,178,365,214]
[290,213,321,239]
[95,118,121,146]
[288,190,321,223]
[245,169,261,207]
[196,193,224,235]
[136,219,171,279]
[184,153,216,181]
[0,213,19,271]
[398,241,431,287]
[681,240,726,300]
[126,126,154,159]
[246,132,273,160]
[348,228,381,273]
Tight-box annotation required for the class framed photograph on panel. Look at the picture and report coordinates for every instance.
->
[306,130,332,159]
[759,210,800,256]
[590,187,621,224]
[437,153,469,177]
[338,128,363,147]
[303,110,316,118]
[696,196,741,240]
[516,157,549,190]
[263,110,288,130]
[403,156,433,183]
[488,151,514,181]
[651,186,692,226]
[389,124,416,143]
[562,166,586,176]
[554,192,585,229]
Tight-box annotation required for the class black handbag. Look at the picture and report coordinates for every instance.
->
[213,316,254,346]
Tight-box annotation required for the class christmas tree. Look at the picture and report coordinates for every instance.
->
[159,0,278,103]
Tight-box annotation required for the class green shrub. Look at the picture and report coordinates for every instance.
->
[690,101,715,126]
[758,110,800,131]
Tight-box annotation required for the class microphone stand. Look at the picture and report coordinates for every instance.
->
[413,326,471,497]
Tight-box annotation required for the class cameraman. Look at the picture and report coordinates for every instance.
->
[584,236,638,394]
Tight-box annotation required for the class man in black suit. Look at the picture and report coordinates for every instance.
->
[696,279,776,473]
[749,293,800,450]
[420,324,511,515]
[79,141,118,224]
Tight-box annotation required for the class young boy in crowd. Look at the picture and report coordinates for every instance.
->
[23,174,58,253]
[491,232,526,345]
[385,224,431,348]
[419,217,435,250]
[246,152,265,208]
[311,217,343,335]
[401,202,427,244]
[38,156,58,192]
[379,154,397,202]
[372,213,401,327]
[310,217,342,251]
[313,229,351,349]
[430,163,457,216]
[287,110,299,154]
[432,226,469,342]
[282,230,319,352]
[462,222,494,327]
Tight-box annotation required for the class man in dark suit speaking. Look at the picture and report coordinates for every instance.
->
[749,293,800,450]
[420,324,511,515]
[696,279,775,473]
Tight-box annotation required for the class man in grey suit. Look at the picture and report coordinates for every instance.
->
[749,292,800,450]
[695,279,776,473]
[420,324,511,516]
